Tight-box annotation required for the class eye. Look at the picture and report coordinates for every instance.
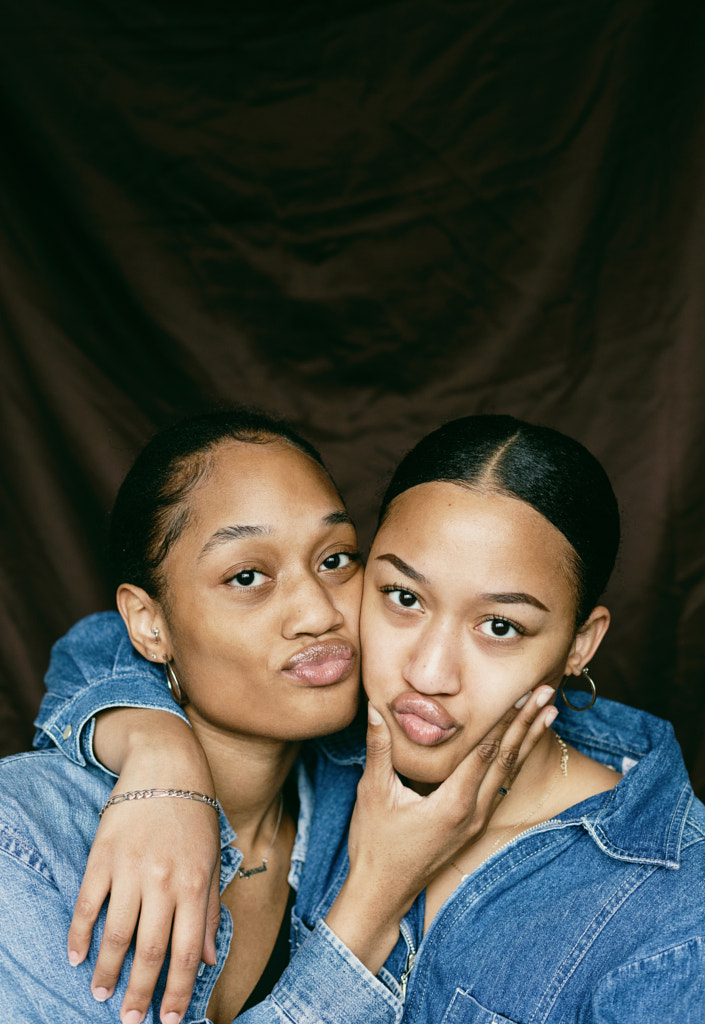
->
[382,586,421,610]
[477,617,523,639]
[320,551,357,571]
[227,569,270,588]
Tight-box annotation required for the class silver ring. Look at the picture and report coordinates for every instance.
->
[498,786,510,796]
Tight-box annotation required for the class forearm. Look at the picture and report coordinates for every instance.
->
[95,707,212,791]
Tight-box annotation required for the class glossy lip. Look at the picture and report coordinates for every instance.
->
[390,693,459,746]
[281,640,357,687]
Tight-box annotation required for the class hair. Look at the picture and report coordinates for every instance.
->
[378,415,620,627]
[110,407,331,600]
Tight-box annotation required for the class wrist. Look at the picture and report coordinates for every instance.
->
[324,875,405,976]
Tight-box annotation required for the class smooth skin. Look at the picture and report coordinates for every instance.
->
[360,482,619,924]
[65,448,555,1024]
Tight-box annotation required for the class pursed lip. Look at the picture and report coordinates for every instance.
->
[390,693,459,746]
[281,639,357,686]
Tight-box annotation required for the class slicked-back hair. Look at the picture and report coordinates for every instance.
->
[379,415,620,626]
[110,407,331,600]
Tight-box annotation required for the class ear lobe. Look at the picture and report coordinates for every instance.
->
[116,583,170,662]
[564,605,611,677]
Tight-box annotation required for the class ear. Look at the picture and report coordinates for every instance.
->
[115,583,172,663]
[563,605,611,677]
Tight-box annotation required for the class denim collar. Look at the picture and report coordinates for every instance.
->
[549,693,691,868]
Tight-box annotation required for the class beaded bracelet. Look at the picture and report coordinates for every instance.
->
[99,788,219,818]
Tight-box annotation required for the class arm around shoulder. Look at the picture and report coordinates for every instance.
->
[34,611,189,770]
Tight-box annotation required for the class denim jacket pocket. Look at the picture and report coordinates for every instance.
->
[440,989,521,1024]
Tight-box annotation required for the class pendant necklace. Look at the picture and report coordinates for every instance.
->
[236,792,284,880]
[451,732,569,883]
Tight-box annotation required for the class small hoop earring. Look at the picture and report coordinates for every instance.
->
[151,627,160,644]
[560,666,597,711]
[165,661,187,707]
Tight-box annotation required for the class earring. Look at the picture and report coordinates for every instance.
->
[165,661,187,707]
[152,627,160,643]
[560,666,597,711]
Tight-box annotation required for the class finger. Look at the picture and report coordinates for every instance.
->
[486,686,556,788]
[68,859,112,966]
[360,702,395,785]
[201,873,221,968]
[153,899,213,1024]
[118,895,179,1024]
[440,686,554,807]
[90,887,142,1003]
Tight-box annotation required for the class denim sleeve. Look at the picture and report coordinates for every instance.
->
[0,828,160,1023]
[33,611,189,771]
[588,936,705,1022]
[233,921,402,1024]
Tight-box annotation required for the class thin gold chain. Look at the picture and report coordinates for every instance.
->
[451,732,569,882]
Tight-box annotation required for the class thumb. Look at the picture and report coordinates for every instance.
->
[363,702,395,782]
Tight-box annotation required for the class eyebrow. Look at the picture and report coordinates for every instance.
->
[375,556,550,612]
[478,591,550,612]
[199,509,353,560]
[375,553,429,585]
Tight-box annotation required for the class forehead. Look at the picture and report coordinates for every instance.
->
[186,439,341,528]
[373,482,574,592]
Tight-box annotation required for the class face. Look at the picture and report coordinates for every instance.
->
[360,483,586,787]
[156,441,363,742]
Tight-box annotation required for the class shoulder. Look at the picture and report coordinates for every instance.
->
[591,935,705,1021]
[0,750,109,863]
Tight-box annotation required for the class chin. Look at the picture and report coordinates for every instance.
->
[391,745,454,790]
[292,684,361,740]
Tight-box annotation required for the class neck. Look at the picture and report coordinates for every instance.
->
[187,711,300,844]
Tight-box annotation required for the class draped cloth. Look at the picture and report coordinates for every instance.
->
[1,1,704,796]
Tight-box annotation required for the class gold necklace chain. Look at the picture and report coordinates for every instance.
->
[451,732,569,883]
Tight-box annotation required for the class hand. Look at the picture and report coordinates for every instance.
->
[325,686,556,972]
[68,710,221,1024]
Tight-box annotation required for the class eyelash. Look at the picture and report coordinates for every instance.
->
[381,584,422,609]
[226,550,360,589]
[381,586,528,640]
[477,616,527,640]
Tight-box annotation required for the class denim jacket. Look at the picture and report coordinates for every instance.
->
[23,612,705,1023]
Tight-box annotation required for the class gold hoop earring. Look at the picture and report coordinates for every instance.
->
[165,662,187,707]
[560,666,597,711]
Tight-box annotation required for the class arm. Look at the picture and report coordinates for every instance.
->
[0,794,160,1024]
[33,612,221,1024]
[232,690,555,1024]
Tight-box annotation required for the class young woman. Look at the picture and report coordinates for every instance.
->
[28,413,705,1022]
[1,409,545,1024]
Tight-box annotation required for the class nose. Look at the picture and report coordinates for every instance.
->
[281,571,345,639]
[402,620,463,696]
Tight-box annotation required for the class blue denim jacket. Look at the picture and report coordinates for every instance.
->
[23,612,705,1023]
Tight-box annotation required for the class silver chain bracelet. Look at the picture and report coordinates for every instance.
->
[99,788,219,818]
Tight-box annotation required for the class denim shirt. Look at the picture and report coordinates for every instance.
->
[26,612,705,1023]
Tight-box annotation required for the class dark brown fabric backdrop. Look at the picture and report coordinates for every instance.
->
[2,1,704,796]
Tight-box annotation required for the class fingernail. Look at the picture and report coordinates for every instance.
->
[367,702,383,726]
[535,687,554,708]
[68,950,81,966]
[514,691,532,709]
[544,707,559,727]
[162,1013,182,1024]
[92,987,111,1003]
[122,1011,143,1024]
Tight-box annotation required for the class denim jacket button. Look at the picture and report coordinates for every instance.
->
[62,724,72,740]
